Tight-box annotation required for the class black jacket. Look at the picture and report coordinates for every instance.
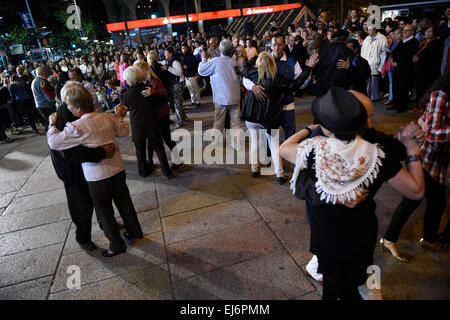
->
[241,56,312,129]
[349,56,371,94]
[180,53,199,78]
[284,44,308,69]
[392,38,419,73]
[315,42,355,97]
[50,103,105,187]
[121,82,159,142]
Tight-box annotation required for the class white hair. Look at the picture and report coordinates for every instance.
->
[122,66,144,86]
[60,81,84,104]
[219,39,234,57]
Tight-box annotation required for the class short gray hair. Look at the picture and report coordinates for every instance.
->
[122,66,144,86]
[219,39,233,57]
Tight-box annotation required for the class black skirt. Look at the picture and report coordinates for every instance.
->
[310,199,378,286]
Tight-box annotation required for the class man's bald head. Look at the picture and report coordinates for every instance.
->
[36,67,49,78]
[349,90,373,129]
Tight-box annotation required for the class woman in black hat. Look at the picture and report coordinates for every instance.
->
[281,87,425,300]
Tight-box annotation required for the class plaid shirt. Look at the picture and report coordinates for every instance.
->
[420,90,449,185]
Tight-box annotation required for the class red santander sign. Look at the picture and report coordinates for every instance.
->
[243,3,301,16]
[107,3,302,32]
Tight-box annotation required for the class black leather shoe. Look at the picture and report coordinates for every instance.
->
[251,171,260,178]
[101,249,125,257]
[123,232,143,241]
[277,176,288,185]
[171,163,183,170]
[79,241,97,251]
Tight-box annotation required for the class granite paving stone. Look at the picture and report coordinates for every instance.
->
[0,220,71,256]
[54,232,168,293]
[159,189,244,217]
[2,201,70,220]
[0,276,53,300]
[0,243,63,287]
[125,175,156,195]
[0,177,27,194]
[173,250,315,300]
[63,222,109,256]
[130,190,159,213]
[242,180,293,207]
[162,199,259,244]
[48,276,151,300]
[292,290,322,300]
[155,167,234,198]
[16,169,64,197]
[375,242,450,300]
[0,204,71,234]
[119,265,173,299]
[167,221,283,281]
[256,196,307,228]
[0,192,16,209]
[227,167,273,188]
[6,188,67,214]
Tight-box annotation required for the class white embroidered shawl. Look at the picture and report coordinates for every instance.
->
[290,136,385,204]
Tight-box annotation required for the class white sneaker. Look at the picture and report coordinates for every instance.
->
[305,255,323,282]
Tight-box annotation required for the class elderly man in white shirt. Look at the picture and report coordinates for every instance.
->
[361,26,388,101]
[198,39,244,137]
[47,82,142,257]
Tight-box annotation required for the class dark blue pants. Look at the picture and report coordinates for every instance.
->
[281,109,296,140]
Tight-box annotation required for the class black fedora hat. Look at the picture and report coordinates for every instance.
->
[311,87,367,136]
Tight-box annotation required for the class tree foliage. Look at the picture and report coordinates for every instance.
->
[3,26,31,45]
[50,10,104,50]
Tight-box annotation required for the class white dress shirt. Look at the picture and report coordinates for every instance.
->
[198,55,241,106]
[167,59,185,82]
[47,112,130,182]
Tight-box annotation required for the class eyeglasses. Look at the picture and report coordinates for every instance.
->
[404,29,414,32]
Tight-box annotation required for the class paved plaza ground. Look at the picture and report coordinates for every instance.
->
[0,96,449,300]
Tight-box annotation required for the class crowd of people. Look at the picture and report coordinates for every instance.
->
[0,7,449,299]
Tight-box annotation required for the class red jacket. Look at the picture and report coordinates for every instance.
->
[149,76,170,119]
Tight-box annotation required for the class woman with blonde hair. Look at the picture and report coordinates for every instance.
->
[241,51,319,182]
[234,45,247,73]
[147,49,169,92]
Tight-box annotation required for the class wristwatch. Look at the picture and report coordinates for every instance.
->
[406,154,422,163]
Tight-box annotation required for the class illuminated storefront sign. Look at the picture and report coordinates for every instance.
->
[106,3,302,32]
[243,4,301,16]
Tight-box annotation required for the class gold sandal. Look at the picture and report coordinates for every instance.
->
[380,238,409,263]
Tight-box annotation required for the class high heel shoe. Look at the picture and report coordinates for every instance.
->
[380,238,408,263]
[419,238,447,252]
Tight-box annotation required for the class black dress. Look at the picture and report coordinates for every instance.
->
[121,83,171,177]
[295,133,402,287]
[415,39,442,103]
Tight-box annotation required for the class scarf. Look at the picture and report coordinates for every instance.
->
[290,136,385,205]
[416,38,436,58]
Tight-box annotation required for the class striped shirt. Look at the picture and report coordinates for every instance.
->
[47,112,130,182]
[420,90,449,186]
